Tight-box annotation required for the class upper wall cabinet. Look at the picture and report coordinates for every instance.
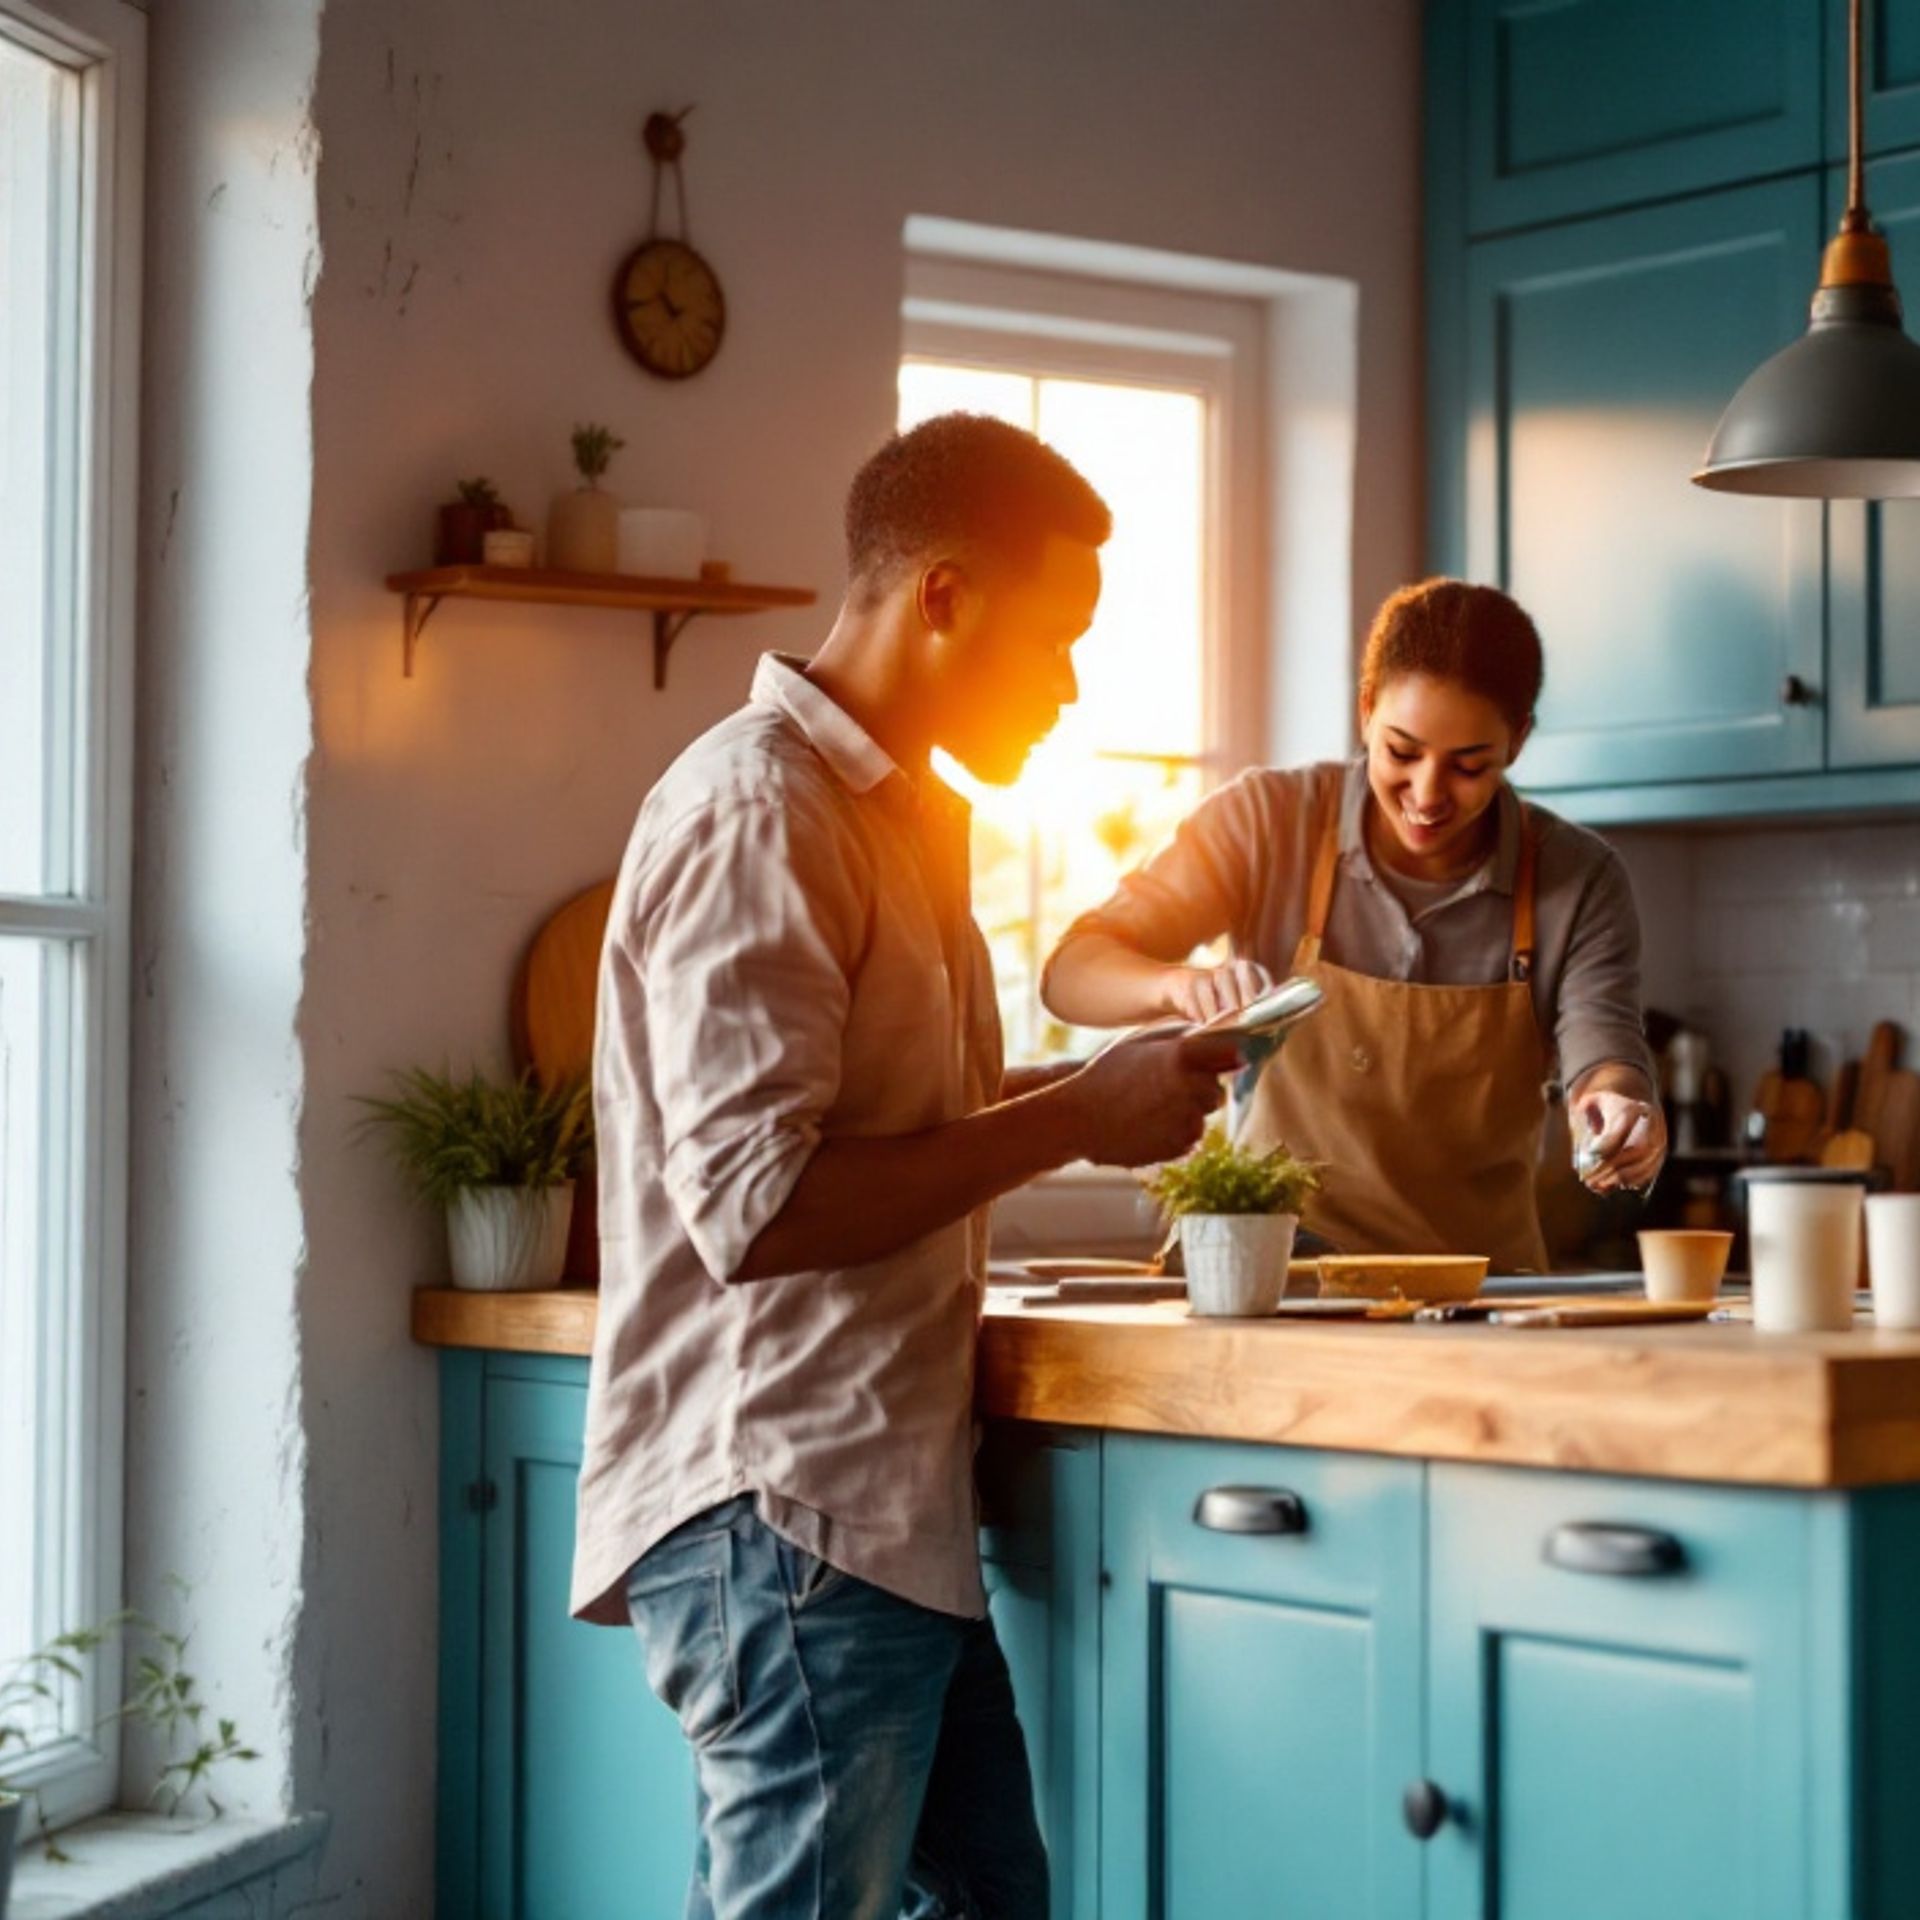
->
[1466,177,1826,790]
[1462,0,1823,235]
[1828,0,1920,158]
[1828,151,1920,767]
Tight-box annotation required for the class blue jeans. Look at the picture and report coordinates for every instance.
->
[624,1496,1049,1920]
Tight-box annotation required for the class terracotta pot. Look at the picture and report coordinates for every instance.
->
[446,1185,574,1291]
[435,500,511,566]
[547,486,621,573]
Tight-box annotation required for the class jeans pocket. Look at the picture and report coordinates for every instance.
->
[626,1538,738,1747]
[774,1534,847,1613]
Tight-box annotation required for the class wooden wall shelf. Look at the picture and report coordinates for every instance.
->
[385,565,817,687]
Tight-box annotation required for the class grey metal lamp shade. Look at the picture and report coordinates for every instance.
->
[1695,282,1920,497]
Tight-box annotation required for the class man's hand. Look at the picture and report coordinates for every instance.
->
[1161,959,1274,1025]
[1058,1028,1245,1168]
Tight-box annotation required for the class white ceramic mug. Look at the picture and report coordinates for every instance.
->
[1866,1194,1920,1331]
[1749,1181,1862,1333]
[617,508,706,579]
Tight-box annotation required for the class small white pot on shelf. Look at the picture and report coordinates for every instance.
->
[447,1184,574,1291]
[1179,1213,1298,1316]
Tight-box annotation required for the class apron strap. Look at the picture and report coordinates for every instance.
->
[1510,804,1539,984]
[1298,767,1345,966]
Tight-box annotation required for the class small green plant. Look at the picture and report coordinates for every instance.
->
[357,1066,591,1206]
[455,476,502,508]
[1142,1125,1320,1219]
[1,1591,258,1862]
[570,422,625,484]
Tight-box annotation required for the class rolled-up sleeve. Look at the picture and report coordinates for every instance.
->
[1043,772,1262,988]
[1553,849,1656,1093]
[630,796,862,1283]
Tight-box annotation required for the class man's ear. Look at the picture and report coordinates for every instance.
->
[917,559,969,637]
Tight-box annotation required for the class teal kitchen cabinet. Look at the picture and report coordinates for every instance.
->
[976,1425,1104,1920]
[1425,1465,1829,1920]
[1459,0,1821,236]
[1464,177,1828,791]
[1829,0,1920,160]
[1829,151,1920,765]
[439,1353,695,1920]
[1098,1436,1426,1920]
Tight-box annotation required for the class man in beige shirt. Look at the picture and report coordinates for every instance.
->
[575,413,1241,1920]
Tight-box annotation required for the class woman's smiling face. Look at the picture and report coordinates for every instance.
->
[1360,671,1527,876]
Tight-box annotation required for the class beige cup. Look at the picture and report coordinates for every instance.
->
[1637,1229,1732,1304]
[1866,1194,1920,1331]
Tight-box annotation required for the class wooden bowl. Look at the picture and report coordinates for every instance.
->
[1316,1253,1490,1303]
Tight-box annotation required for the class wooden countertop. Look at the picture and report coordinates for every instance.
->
[411,1286,1920,1490]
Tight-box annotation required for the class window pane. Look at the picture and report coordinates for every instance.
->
[898,360,1033,432]
[0,934,76,1700]
[0,36,77,898]
[1036,377,1207,761]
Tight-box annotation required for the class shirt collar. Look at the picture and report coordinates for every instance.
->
[1338,754,1521,898]
[751,652,901,797]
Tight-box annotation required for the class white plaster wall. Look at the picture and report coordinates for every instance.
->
[286,2,1422,1908]
[130,0,321,1827]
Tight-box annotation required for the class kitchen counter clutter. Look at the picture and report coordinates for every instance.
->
[412,1282,1920,1488]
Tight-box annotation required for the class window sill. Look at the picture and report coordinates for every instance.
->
[9,1812,326,1920]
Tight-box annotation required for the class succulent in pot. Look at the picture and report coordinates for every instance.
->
[547,422,627,573]
[1143,1126,1320,1317]
[358,1067,592,1291]
[435,475,514,566]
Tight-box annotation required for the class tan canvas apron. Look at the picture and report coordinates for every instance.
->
[1243,768,1552,1275]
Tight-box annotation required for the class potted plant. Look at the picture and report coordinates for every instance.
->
[434,476,514,566]
[1143,1126,1320,1317]
[358,1067,591,1291]
[1,1599,257,1904]
[547,423,626,573]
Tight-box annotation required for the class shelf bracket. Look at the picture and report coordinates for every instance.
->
[403,592,445,678]
[652,609,700,690]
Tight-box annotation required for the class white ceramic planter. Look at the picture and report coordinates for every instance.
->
[617,507,706,579]
[1179,1212,1298,1316]
[0,1791,20,1919]
[447,1184,574,1292]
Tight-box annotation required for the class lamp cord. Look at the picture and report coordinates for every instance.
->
[1849,0,1867,225]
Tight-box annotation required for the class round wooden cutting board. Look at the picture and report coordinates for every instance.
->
[511,878,616,1281]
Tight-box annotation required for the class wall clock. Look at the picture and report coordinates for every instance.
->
[614,109,726,381]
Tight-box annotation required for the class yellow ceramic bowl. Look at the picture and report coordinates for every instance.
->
[1316,1253,1490,1304]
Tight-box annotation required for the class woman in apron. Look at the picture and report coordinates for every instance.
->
[1041,578,1665,1274]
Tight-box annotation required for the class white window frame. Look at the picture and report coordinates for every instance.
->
[1,0,142,1836]
[902,255,1270,785]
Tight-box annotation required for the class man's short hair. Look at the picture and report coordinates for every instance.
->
[845,412,1111,600]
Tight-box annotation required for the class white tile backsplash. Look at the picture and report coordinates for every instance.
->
[1609,818,1920,1110]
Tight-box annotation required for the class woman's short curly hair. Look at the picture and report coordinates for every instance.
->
[1359,578,1544,735]
[845,412,1111,601]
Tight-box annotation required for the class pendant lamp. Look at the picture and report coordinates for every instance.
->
[1695,0,1920,496]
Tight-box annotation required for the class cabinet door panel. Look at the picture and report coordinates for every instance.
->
[1467,179,1826,788]
[1467,0,1820,233]
[1100,1436,1424,1920]
[1427,1465,1817,1920]
[480,1375,693,1920]
[1829,153,1920,765]
[1829,0,1920,160]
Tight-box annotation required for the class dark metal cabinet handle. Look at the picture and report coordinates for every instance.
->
[1191,1485,1308,1535]
[1403,1779,1448,1840]
[1782,673,1819,706]
[1543,1521,1685,1578]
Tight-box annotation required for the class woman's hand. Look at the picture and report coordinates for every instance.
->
[1162,959,1275,1026]
[1572,1087,1668,1193]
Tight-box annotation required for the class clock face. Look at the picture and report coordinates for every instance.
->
[614,238,725,380]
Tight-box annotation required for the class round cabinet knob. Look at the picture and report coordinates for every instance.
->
[1349,1044,1373,1073]
[1403,1779,1448,1841]
[1781,674,1819,707]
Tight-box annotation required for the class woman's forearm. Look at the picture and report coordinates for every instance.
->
[1041,932,1181,1027]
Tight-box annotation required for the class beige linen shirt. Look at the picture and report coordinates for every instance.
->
[1048,758,1652,1092]
[571,654,1003,1627]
